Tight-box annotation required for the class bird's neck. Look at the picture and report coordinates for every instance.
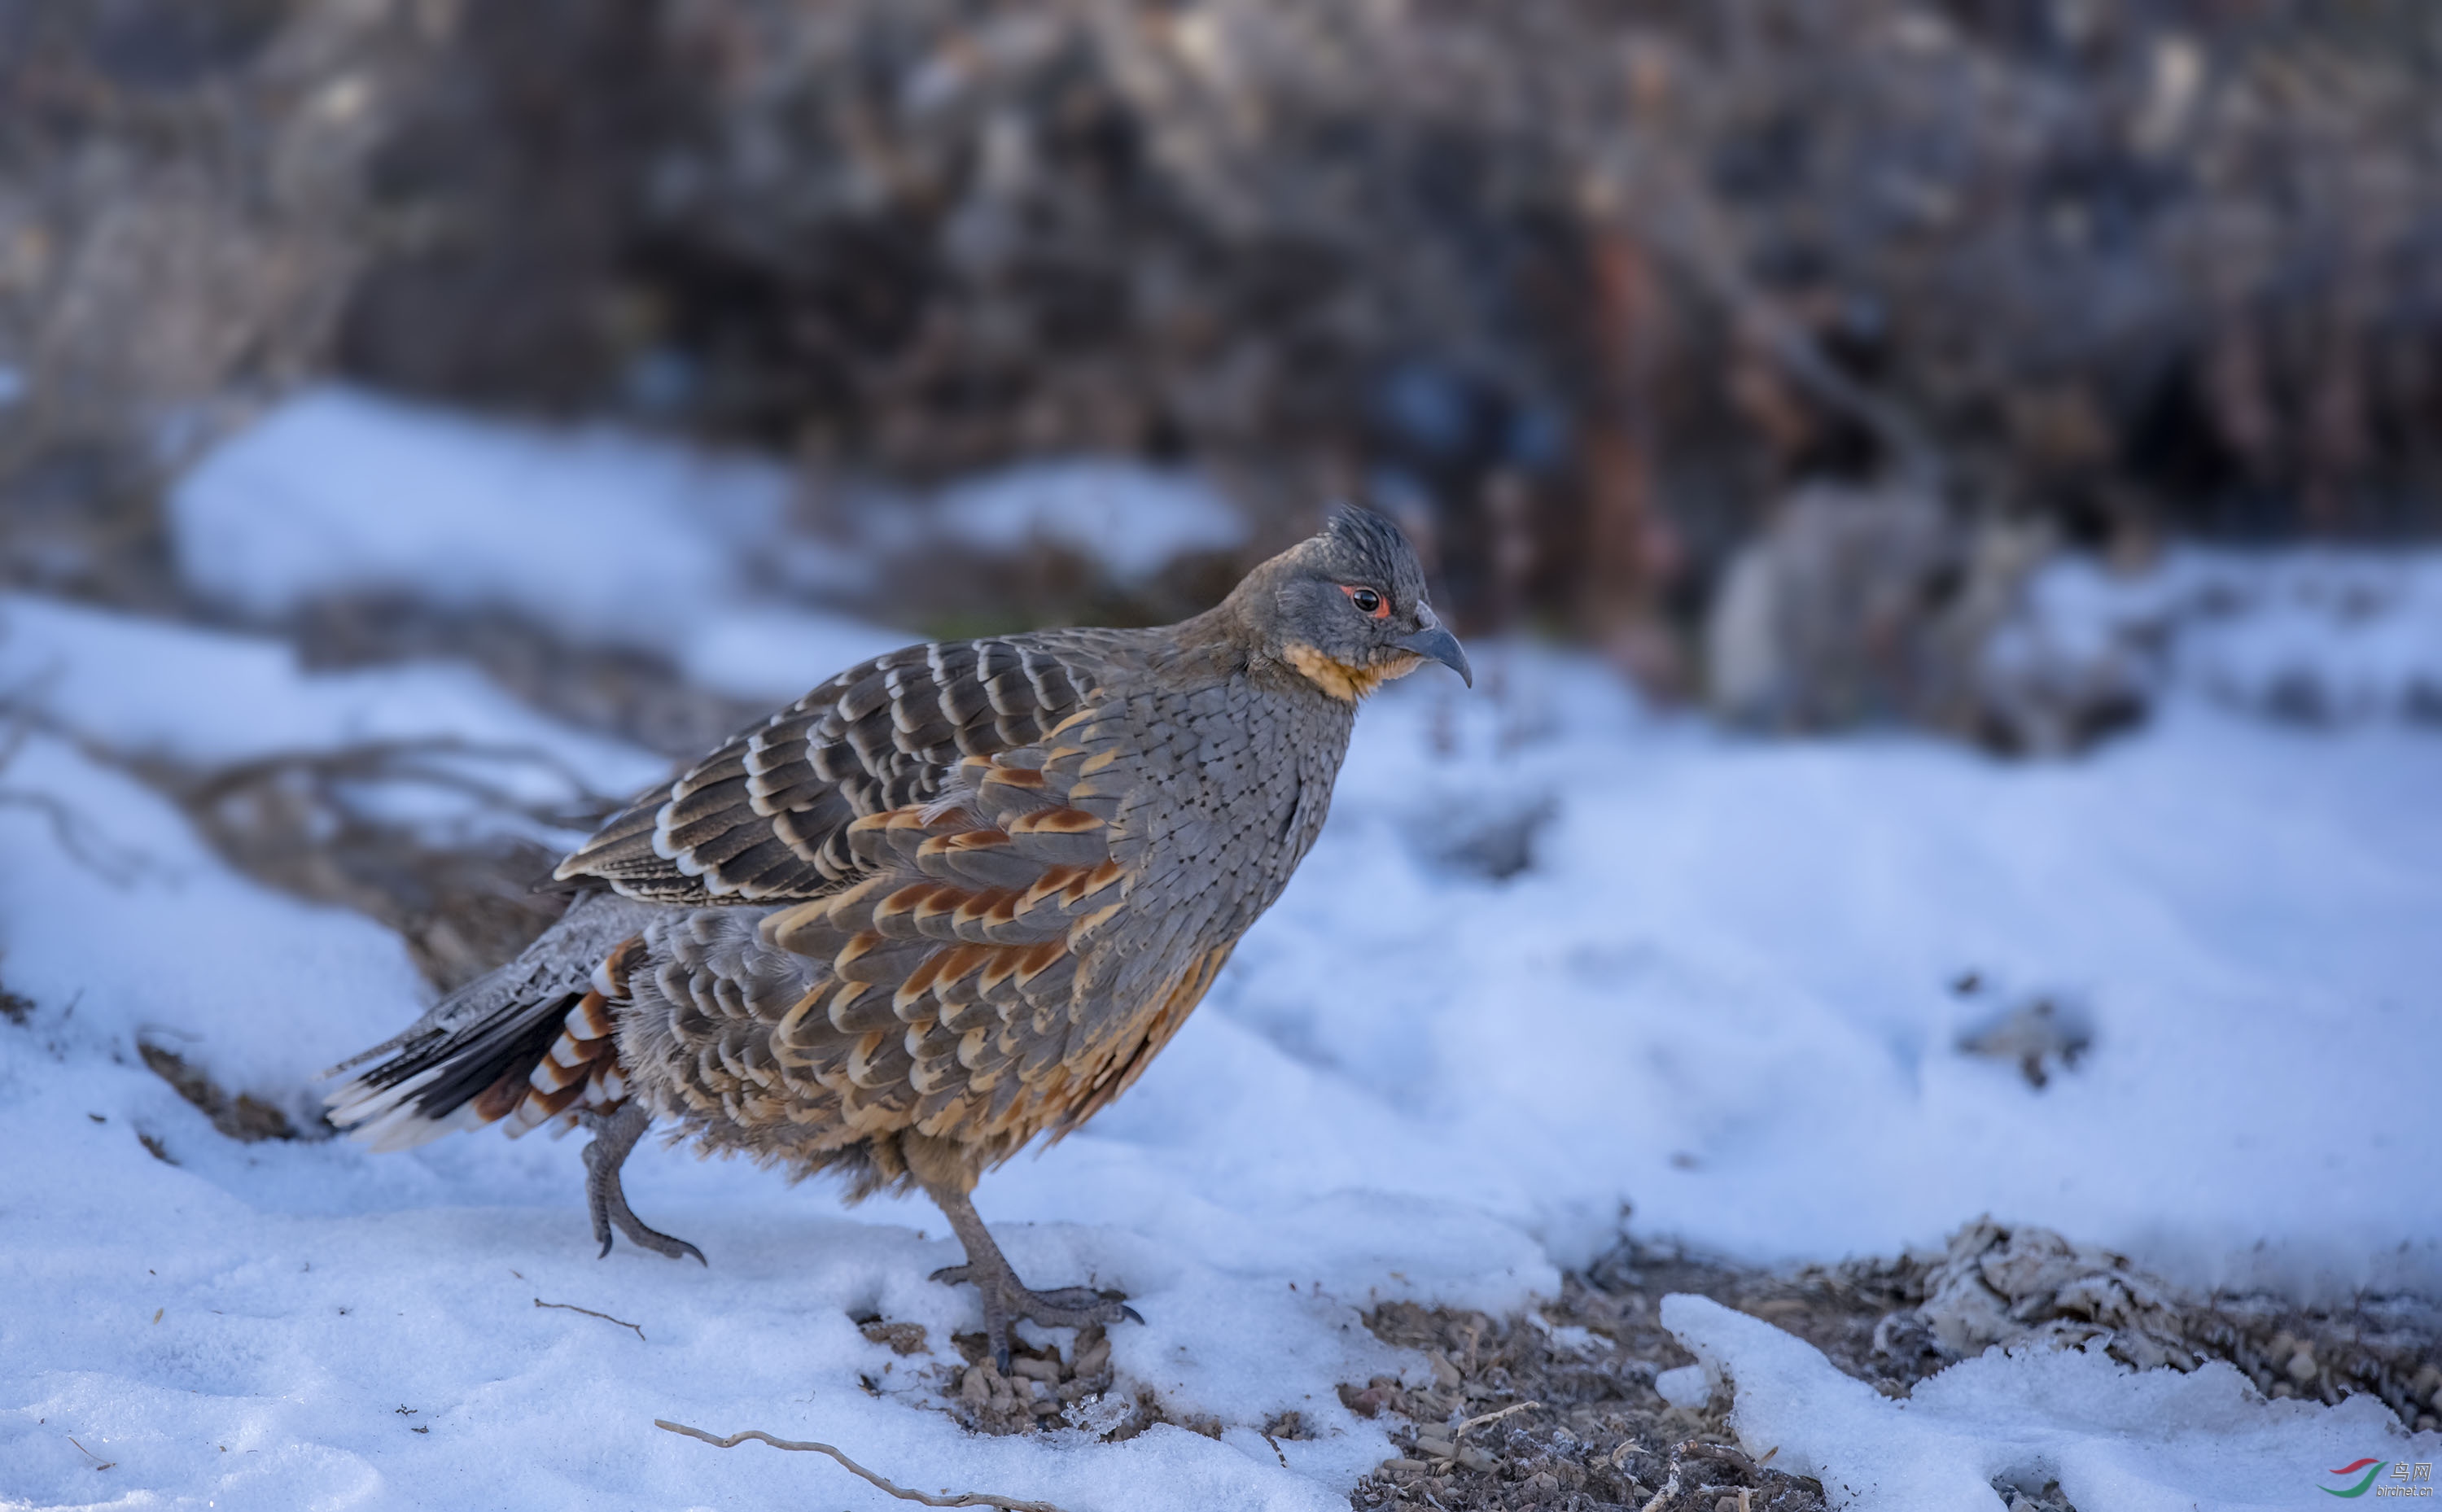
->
[1160,554,1344,700]
[1275,645,1420,701]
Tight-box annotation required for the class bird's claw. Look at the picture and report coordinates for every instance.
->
[933,1264,1140,1370]
[580,1107,707,1265]
[596,1195,706,1265]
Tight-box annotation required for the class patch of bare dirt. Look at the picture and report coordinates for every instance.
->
[135,1038,300,1142]
[1341,1226,2442,1512]
[0,963,31,1025]
[834,1312,1200,1444]
[1346,1264,1829,1512]
[931,1320,1225,1444]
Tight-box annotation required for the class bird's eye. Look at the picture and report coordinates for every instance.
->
[1341,584,1389,618]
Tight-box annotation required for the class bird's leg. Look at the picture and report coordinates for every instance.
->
[922,1179,1140,1372]
[577,1103,705,1265]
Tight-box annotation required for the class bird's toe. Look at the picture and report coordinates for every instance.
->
[1006,1283,1140,1331]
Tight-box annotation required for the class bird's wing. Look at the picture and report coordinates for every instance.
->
[557,631,1133,903]
[667,694,1240,1160]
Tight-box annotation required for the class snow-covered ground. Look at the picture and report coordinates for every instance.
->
[2,391,2437,1510]
[1670,1296,2431,1512]
[2006,546,2442,729]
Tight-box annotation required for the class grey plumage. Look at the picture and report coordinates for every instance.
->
[323,505,1468,1364]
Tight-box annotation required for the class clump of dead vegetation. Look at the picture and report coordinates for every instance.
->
[156,736,601,991]
[1862,1219,2442,1427]
[931,1320,1152,1439]
[134,1039,298,1142]
[1346,1283,1827,1512]
[1339,1224,2442,1511]
[1338,1232,1942,1512]
[836,1311,1221,1447]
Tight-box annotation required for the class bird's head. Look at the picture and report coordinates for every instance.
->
[1228,505,1471,701]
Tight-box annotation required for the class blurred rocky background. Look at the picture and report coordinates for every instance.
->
[7,0,2441,751]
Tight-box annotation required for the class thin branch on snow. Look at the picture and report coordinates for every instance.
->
[180,735,618,828]
[0,701,155,885]
[67,1436,116,1470]
[0,789,154,886]
[532,1298,645,1341]
[654,1419,1070,1511]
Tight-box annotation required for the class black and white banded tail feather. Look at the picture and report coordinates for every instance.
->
[322,894,654,1151]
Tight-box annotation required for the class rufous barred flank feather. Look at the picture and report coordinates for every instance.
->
[323,505,1469,1366]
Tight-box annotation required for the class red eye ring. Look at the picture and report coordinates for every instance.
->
[1341,584,1389,618]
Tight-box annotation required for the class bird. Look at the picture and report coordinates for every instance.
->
[323,505,1469,1366]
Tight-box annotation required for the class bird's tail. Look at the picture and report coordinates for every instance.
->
[323,893,654,1151]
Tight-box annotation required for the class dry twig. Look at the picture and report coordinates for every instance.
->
[182,736,613,828]
[0,709,155,886]
[68,1436,116,1470]
[1452,1398,1540,1441]
[0,790,154,886]
[654,1419,1069,1511]
[533,1298,645,1341]
[1636,1440,1682,1512]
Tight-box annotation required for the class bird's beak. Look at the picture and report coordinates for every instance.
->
[1398,613,1472,688]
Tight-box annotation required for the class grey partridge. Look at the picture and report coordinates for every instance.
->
[325,506,1469,1365]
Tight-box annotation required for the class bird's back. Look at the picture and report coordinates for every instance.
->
[558,624,1158,903]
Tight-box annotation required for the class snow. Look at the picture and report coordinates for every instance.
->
[5,394,2439,1507]
[0,594,661,795]
[1653,1363,1711,1410]
[933,458,1250,582]
[2008,546,2442,727]
[167,386,902,702]
[1267,668,2442,1299]
[0,726,431,1131]
[1665,1294,2441,1511]
[173,387,798,636]
[166,390,1247,701]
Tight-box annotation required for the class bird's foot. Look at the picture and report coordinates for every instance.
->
[931,1262,1140,1371]
[578,1105,705,1265]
